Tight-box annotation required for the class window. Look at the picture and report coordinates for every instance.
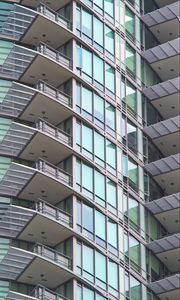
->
[83,245,94,282]
[94,17,103,51]
[108,259,118,296]
[126,43,136,76]
[95,210,106,247]
[124,195,139,231]
[76,83,116,135]
[128,158,138,191]
[125,7,135,39]
[95,252,106,289]
[76,161,117,212]
[127,119,137,153]
[76,46,115,95]
[76,122,116,173]
[82,8,92,40]
[126,81,137,114]
[105,25,114,58]
[107,218,117,254]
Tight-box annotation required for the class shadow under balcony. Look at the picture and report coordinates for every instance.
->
[142,38,180,81]
[20,3,73,48]
[0,159,73,203]
[154,0,178,8]
[20,0,71,11]
[0,200,73,246]
[143,77,180,119]
[145,153,180,195]
[142,2,179,43]
[0,119,73,164]
[0,243,73,289]
[144,116,180,156]
[0,42,73,87]
[148,273,180,300]
[0,80,73,124]
[147,233,180,273]
[146,192,180,233]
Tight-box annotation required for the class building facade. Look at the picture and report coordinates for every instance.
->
[0,0,179,300]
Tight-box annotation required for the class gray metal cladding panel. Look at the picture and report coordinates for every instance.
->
[147,233,180,253]
[142,2,180,27]
[142,38,180,63]
[145,153,180,176]
[144,116,180,139]
[146,192,180,214]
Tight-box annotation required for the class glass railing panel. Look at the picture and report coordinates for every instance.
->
[37,81,72,107]
[35,200,72,227]
[36,119,72,146]
[0,4,36,39]
[32,285,69,300]
[36,159,72,186]
[37,4,71,30]
[32,244,72,269]
[37,43,73,69]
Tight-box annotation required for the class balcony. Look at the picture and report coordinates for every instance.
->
[145,153,180,195]
[0,159,73,203]
[0,42,73,87]
[142,2,179,43]
[0,80,73,124]
[21,4,73,48]
[5,291,37,300]
[144,116,180,156]
[143,77,180,119]
[0,243,73,288]
[154,0,178,8]
[20,0,71,11]
[0,118,73,163]
[0,200,73,246]
[146,193,180,233]
[142,38,180,81]
[148,273,180,300]
[147,233,180,272]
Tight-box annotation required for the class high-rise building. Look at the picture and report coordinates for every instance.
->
[0,0,179,300]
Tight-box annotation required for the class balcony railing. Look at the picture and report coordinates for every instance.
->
[31,285,70,300]
[35,159,72,186]
[37,4,72,30]
[36,80,72,107]
[36,119,72,146]
[37,43,73,70]
[32,243,72,269]
[34,199,73,227]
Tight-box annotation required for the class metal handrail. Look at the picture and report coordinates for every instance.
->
[37,3,72,30]
[36,80,72,107]
[33,198,73,226]
[32,243,72,269]
[36,118,72,146]
[35,158,73,186]
[31,284,70,300]
[37,43,73,69]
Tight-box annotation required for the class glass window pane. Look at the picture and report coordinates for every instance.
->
[83,204,94,233]
[106,140,116,168]
[82,125,93,157]
[126,43,136,75]
[94,94,104,123]
[104,0,114,17]
[105,64,115,93]
[126,82,137,113]
[94,55,104,85]
[82,48,92,79]
[94,131,105,163]
[105,25,114,55]
[82,164,93,193]
[106,103,115,130]
[96,251,107,287]
[84,287,94,300]
[95,171,105,203]
[130,276,141,300]
[107,179,117,209]
[95,210,106,241]
[108,260,118,290]
[94,17,103,48]
[83,245,94,281]
[128,158,138,190]
[125,7,135,37]
[82,8,92,38]
[82,86,93,115]
[108,218,117,248]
